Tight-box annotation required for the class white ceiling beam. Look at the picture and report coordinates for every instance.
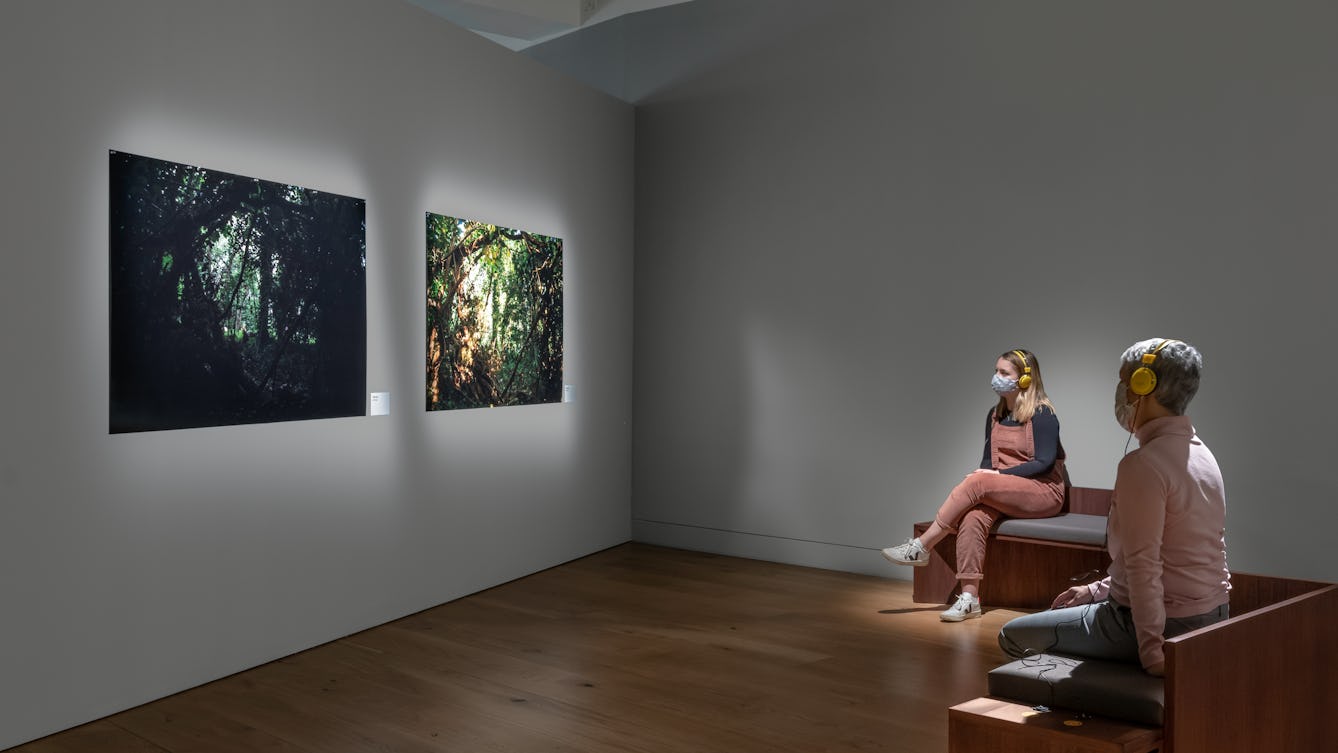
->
[408,0,693,50]
[471,0,593,27]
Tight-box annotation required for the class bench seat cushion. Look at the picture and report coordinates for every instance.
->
[987,654,1164,726]
[995,513,1107,547]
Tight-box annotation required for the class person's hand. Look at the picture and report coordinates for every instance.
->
[1145,661,1165,677]
[1050,585,1093,610]
[971,468,1000,475]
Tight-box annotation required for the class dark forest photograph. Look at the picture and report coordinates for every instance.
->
[109,151,366,433]
[426,213,562,411]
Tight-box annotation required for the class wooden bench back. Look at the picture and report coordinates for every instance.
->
[1064,486,1113,516]
[1226,571,1332,615]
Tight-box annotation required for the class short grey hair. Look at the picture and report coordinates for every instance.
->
[1121,338,1203,415]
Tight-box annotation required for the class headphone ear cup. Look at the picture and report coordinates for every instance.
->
[1129,366,1156,396]
[1011,350,1032,390]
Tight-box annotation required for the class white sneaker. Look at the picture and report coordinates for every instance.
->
[940,593,982,622]
[880,538,929,567]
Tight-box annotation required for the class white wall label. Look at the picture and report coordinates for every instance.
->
[370,392,390,416]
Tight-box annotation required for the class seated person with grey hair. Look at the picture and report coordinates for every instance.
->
[997,338,1230,677]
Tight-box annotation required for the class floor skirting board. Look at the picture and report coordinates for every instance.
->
[631,518,903,579]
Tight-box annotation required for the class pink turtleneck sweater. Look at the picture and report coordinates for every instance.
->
[1086,415,1230,669]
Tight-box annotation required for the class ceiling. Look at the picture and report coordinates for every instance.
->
[405,0,696,51]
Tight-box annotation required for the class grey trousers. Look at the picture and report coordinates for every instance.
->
[997,600,1229,664]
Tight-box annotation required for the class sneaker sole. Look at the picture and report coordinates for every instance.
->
[940,609,982,623]
[879,550,929,567]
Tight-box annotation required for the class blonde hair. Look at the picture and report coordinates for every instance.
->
[994,349,1055,423]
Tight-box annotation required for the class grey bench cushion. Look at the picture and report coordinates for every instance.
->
[995,513,1107,547]
[988,654,1164,726]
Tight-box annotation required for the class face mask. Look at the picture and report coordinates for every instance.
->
[1114,381,1139,431]
[991,374,1018,395]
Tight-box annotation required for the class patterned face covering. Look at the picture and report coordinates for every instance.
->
[1114,381,1139,431]
[991,374,1018,395]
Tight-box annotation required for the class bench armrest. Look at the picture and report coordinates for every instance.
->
[1164,584,1338,753]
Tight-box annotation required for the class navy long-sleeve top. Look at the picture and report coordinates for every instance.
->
[979,405,1061,478]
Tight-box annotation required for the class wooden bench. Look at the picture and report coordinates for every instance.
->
[950,572,1338,753]
[913,486,1114,609]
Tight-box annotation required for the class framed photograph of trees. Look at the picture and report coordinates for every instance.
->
[426,213,562,411]
[109,151,366,433]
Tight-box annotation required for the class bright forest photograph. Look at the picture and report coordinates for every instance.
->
[109,151,366,434]
[426,213,563,411]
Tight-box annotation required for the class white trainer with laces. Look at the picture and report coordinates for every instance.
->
[940,592,982,622]
[880,538,929,567]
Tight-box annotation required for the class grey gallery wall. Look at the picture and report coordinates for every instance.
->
[629,0,1338,582]
[0,0,633,748]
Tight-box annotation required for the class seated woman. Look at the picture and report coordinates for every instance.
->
[882,349,1067,622]
[997,338,1229,676]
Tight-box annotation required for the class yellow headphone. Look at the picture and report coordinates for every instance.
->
[1012,350,1032,390]
[1129,339,1179,396]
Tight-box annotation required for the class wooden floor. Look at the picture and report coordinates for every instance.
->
[12,543,1027,753]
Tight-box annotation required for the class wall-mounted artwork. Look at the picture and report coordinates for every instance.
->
[109,151,366,433]
[426,213,562,411]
